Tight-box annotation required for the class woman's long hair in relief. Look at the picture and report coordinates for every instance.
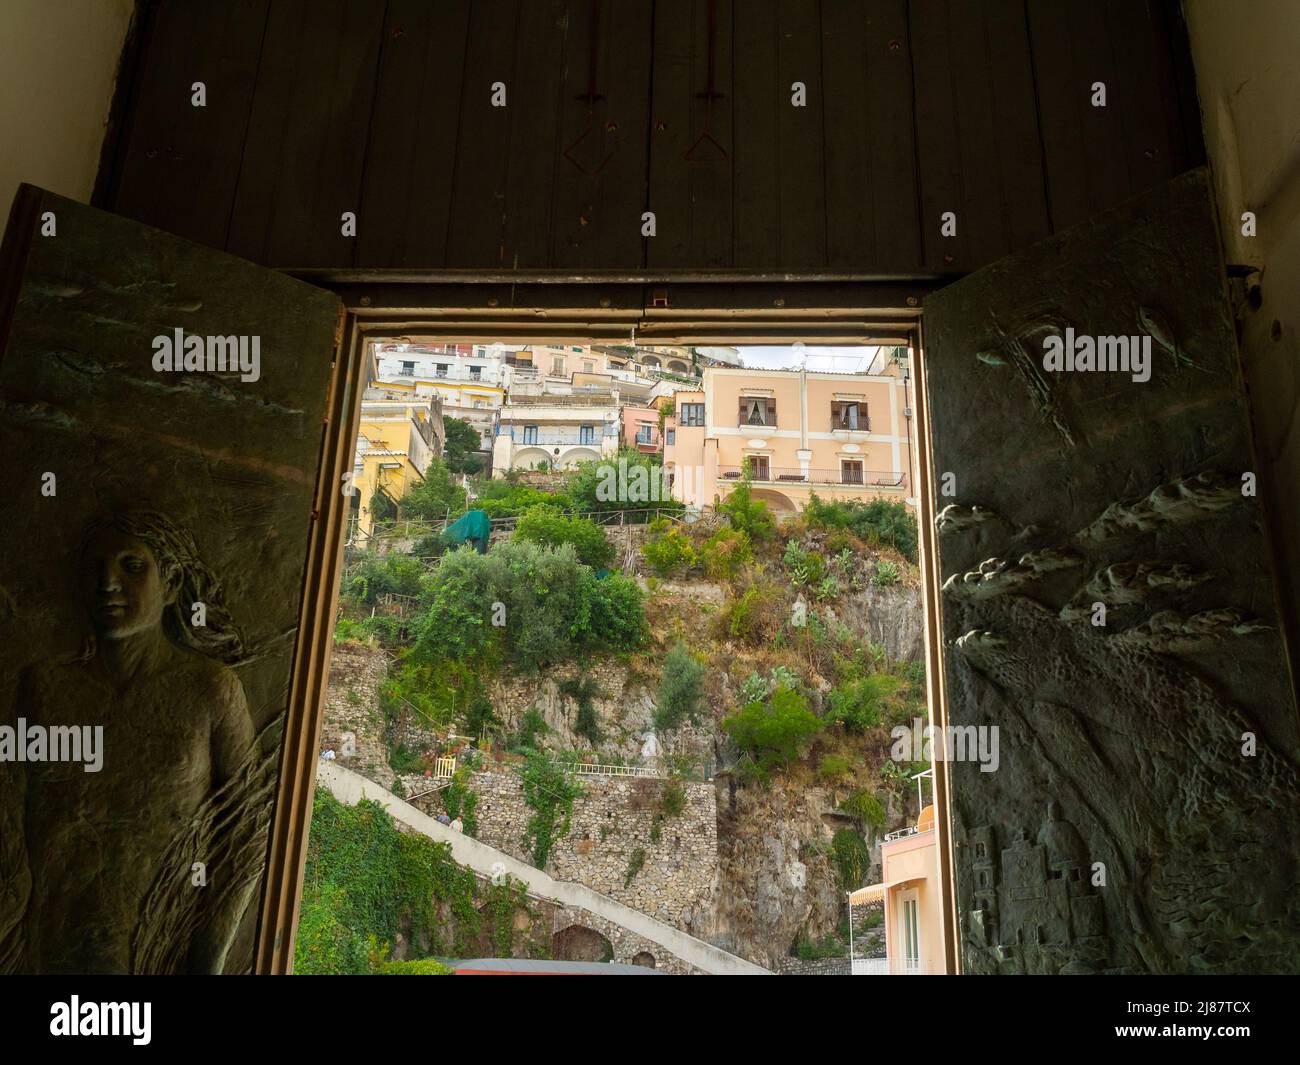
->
[80,510,247,665]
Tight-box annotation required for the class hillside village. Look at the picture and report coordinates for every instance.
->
[303,342,930,975]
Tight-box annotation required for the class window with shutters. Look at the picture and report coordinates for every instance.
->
[739,396,776,427]
[831,400,865,430]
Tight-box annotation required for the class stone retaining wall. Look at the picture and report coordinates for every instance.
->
[470,770,718,931]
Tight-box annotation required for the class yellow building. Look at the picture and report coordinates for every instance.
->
[350,393,444,542]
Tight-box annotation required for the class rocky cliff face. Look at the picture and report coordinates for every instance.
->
[327,551,924,969]
[689,776,843,966]
[831,581,925,662]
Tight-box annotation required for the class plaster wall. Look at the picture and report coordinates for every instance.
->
[1185,0,1300,689]
[0,0,132,218]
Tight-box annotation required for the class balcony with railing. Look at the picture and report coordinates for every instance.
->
[830,415,872,433]
[497,427,613,446]
[717,465,906,488]
[505,388,617,406]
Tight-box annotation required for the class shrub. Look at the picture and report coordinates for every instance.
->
[827,674,902,733]
[840,789,887,829]
[659,778,687,818]
[344,551,428,608]
[738,672,769,704]
[722,581,782,641]
[413,540,645,670]
[830,828,871,891]
[873,560,901,586]
[654,642,707,731]
[461,688,500,738]
[641,517,697,576]
[294,792,483,973]
[718,478,776,542]
[377,958,455,975]
[699,527,753,582]
[514,707,549,751]
[475,480,571,519]
[782,541,826,586]
[795,932,846,961]
[514,505,615,569]
[623,847,647,888]
[818,753,855,781]
[587,571,647,651]
[804,493,918,563]
[723,684,823,778]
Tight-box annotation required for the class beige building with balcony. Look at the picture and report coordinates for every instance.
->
[661,352,918,514]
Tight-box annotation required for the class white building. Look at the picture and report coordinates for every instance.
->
[372,341,509,450]
[493,387,621,473]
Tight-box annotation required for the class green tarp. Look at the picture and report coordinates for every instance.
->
[442,509,491,553]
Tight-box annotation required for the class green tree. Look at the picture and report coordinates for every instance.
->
[514,504,615,568]
[401,457,467,522]
[722,683,823,777]
[442,416,484,475]
[654,642,707,731]
[567,448,681,513]
[718,474,775,542]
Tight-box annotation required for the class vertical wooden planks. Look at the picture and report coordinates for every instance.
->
[1104,0,1191,196]
[103,0,1200,275]
[776,0,827,270]
[227,0,386,267]
[1027,0,1132,232]
[550,0,656,270]
[911,0,1048,272]
[822,0,923,273]
[980,0,1052,254]
[648,0,734,269]
[499,0,570,268]
[909,0,967,272]
[111,0,271,252]
[355,0,472,268]
[731,0,780,268]
[444,0,521,268]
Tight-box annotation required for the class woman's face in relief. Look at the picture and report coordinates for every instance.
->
[83,530,174,639]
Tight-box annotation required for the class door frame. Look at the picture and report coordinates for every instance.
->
[256,278,961,976]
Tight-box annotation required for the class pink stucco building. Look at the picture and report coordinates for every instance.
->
[661,355,918,513]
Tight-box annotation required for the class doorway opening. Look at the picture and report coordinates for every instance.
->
[295,321,956,977]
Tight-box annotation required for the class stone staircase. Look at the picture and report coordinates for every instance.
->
[315,761,770,975]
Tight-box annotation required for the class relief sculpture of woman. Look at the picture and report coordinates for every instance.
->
[0,511,272,974]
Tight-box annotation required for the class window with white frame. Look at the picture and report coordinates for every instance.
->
[680,402,705,427]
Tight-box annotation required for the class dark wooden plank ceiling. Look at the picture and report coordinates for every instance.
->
[100,0,1201,276]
